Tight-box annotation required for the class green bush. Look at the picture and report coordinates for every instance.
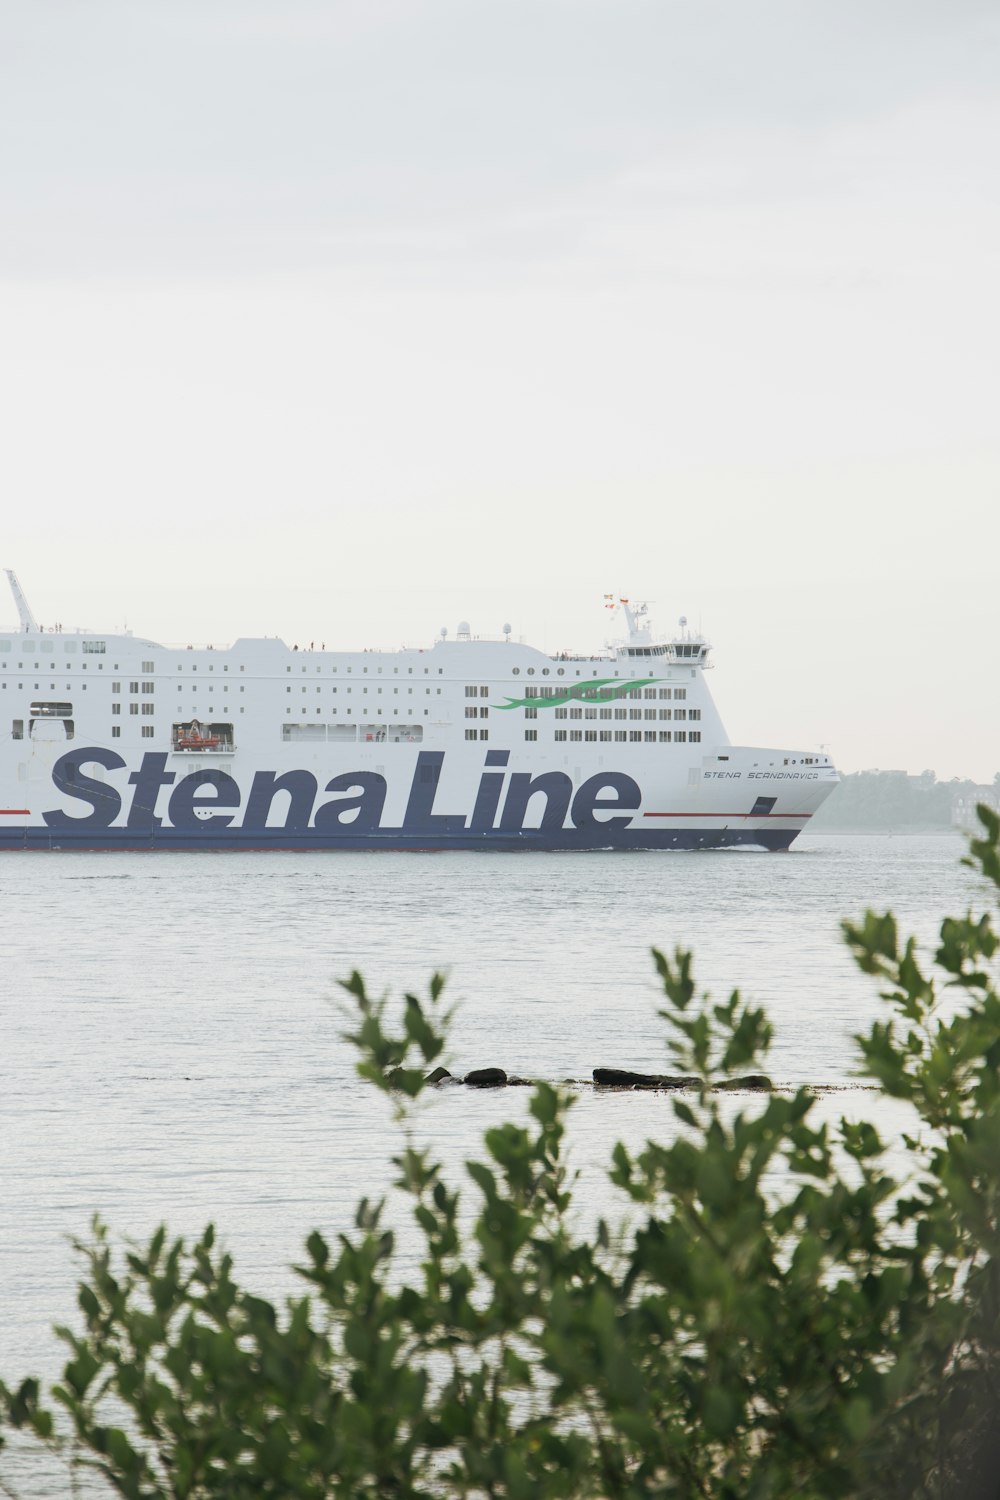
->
[4,810,1000,1498]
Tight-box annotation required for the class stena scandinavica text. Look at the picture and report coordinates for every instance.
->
[0,574,838,851]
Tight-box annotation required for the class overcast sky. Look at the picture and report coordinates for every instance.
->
[1,1,997,780]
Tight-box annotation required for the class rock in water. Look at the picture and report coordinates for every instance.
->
[593,1067,700,1089]
[714,1075,772,1091]
[465,1067,508,1088]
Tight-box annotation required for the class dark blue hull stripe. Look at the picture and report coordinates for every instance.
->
[0,825,801,852]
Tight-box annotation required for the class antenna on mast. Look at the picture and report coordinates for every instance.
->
[4,570,38,632]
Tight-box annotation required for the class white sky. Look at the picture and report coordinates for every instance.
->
[1,0,998,780]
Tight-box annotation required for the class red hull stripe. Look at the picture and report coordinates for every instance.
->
[643,811,812,819]
[0,810,30,816]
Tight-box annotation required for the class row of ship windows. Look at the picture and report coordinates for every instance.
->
[526,707,700,721]
[2,671,694,705]
[0,639,116,655]
[472,730,703,743]
[0,643,693,686]
[0,652,159,667]
[523,687,688,701]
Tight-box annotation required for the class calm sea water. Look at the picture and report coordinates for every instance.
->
[0,833,986,1491]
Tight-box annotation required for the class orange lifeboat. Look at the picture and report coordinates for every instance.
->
[175,720,221,751]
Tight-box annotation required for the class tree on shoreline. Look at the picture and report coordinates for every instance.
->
[3,811,1000,1498]
[811,768,1000,830]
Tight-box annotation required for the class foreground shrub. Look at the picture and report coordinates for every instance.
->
[3,811,1000,1498]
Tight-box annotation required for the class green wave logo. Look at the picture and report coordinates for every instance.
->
[494,676,664,710]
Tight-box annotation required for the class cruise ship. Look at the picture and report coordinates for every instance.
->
[0,573,838,851]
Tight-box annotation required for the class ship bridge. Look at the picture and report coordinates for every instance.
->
[612,600,711,667]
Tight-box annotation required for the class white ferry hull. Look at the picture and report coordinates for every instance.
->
[0,583,839,850]
[0,743,837,851]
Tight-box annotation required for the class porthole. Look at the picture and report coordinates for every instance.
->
[556,668,565,676]
[542,668,549,675]
[527,668,535,675]
[512,667,520,675]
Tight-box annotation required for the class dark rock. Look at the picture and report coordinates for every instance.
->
[714,1075,773,1092]
[593,1067,700,1090]
[505,1076,533,1086]
[464,1067,508,1088]
[424,1066,452,1085]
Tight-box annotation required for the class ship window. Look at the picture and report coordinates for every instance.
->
[569,730,582,742]
[718,755,729,761]
[30,701,72,717]
[542,668,549,676]
[512,668,520,675]
[659,709,671,720]
[584,730,597,742]
[83,640,105,654]
[524,729,538,741]
[465,686,477,697]
[614,708,626,720]
[659,731,671,742]
[556,668,564,676]
[141,726,155,738]
[599,708,611,720]
[644,731,656,743]
[614,731,626,742]
[465,728,479,741]
[112,681,120,693]
[111,725,121,738]
[141,704,154,716]
[142,681,154,694]
[674,709,687,721]
[465,706,479,719]
[675,731,687,743]
[112,703,121,715]
[644,689,656,699]
[629,731,641,742]
[142,661,154,672]
[644,709,656,720]
[554,708,567,720]
[480,685,488,695]
[22,641,36,653]
[12,719,23,739]
[690,731,701,742]
[555,729,567,742]
[526,668,535,675]
[675,688,687,700]
[129,703,139,715]
[599,730,611,742]
[659,689,671,699]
